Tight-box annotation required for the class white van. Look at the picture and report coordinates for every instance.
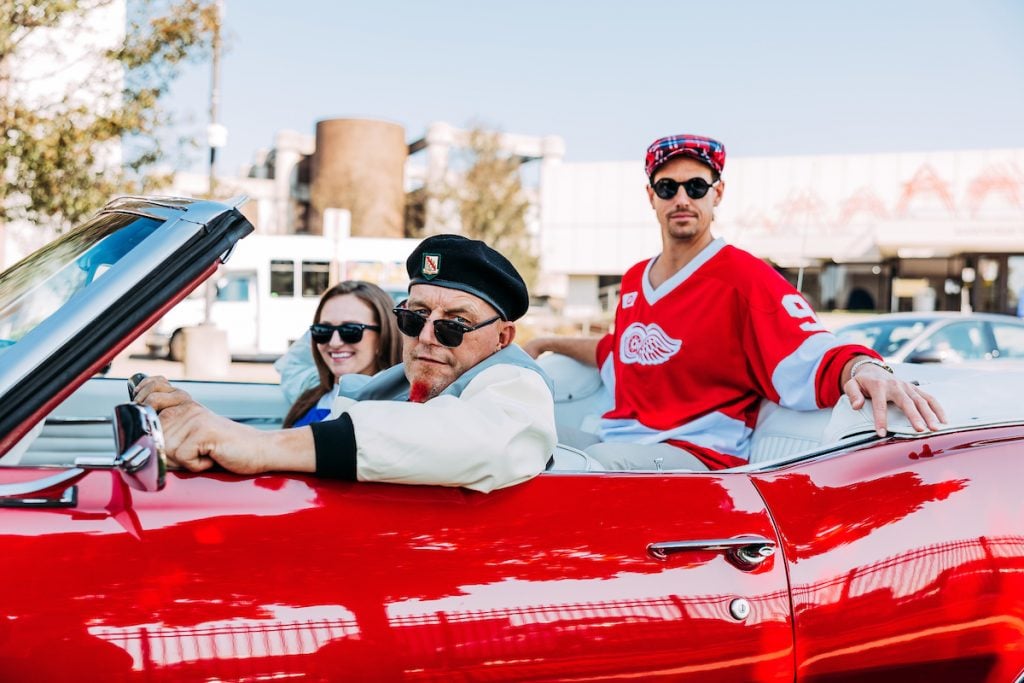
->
[146,230,418,360]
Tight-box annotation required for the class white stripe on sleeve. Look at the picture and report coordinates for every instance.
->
[771,333,845,411]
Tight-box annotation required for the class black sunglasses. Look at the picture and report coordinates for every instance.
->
[309,322,380,344]
[393,307,500,348]
[651,177,718,201]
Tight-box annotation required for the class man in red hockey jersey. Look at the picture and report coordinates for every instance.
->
[525,134,945,470]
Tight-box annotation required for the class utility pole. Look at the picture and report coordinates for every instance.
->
[207,0,226,198]
[185,0,231,377]
[203,0,227,324]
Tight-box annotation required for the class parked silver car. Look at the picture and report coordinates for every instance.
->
[835,312,1024,365]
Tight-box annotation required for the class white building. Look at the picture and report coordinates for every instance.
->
[541,147,1024,319]
[172,129,316,236]
[171,121,1024,321]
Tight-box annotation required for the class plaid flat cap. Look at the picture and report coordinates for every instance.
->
[645,135,726,179]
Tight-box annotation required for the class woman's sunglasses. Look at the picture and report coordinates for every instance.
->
[393,307,500,348]
[651,177,718,201]
[309,322,380,344]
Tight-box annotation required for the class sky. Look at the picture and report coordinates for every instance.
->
[164,0,1024,177]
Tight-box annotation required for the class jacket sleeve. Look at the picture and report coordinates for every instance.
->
[595,332,616,393]
[337,364,557,493]
[741,275,880,411]
[273,331,319,404]
[813,343,880,408]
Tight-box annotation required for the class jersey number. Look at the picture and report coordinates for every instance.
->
[782,294,826,332]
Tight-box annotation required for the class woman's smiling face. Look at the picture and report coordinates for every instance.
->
[316,294,381,380]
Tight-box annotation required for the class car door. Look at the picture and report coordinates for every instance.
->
[752,429,1024,682]
[0,468,795,681]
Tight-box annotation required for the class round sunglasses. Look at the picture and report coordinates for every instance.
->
[651,177,719,201]
[309,322,380,345]
[392,307,500,348]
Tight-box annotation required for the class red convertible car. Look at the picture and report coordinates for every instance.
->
[1,197,1022,682]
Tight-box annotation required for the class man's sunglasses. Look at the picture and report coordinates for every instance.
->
[393,307,500,348]
[651,177,719,201]
[309,322,380,344]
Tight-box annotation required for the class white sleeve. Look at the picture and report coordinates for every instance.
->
[342,364,557,493]
[273,331,319,404]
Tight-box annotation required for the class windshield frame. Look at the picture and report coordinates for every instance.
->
[0,204,204,391]
[0,210,172,349]
[0,197,252,458]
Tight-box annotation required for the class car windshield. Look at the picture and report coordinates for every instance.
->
[0,212,163,354]
[836,318,931,357]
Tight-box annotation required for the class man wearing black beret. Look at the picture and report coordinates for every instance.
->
[136,234,557,493]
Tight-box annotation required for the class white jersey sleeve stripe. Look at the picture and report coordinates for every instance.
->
[599,352,616,395]
[771,332,846,411]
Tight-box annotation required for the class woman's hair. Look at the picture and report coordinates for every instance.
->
[283,281,402,427]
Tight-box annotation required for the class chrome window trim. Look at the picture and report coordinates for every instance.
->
[99,208,171,222]
[98,196,232,226]
[105,195,193,210]
[44,417,112,426]
[43,416,279,426]
[110,194,246,212]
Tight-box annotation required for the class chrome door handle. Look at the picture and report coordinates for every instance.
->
[647,534,776,569]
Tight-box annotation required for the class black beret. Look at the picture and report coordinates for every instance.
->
[406,234,529,321]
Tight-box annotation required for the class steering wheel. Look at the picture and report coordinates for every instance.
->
[127,372,148,401]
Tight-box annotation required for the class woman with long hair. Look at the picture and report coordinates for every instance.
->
[283,281,402,427]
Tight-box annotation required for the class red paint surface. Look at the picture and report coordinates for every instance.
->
[0,470,793,681]
[2,427,1022,681]
[755,428,1024,682]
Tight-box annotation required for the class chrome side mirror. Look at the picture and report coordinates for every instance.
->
[111,403,166,491]
[73,403,166,492]
[0,404,166,504]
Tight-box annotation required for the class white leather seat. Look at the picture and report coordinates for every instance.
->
[748,402,832,464]
[548,443,606,472]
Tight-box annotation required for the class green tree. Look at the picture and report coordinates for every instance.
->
[0,0,218,232]
[442,128,539,288]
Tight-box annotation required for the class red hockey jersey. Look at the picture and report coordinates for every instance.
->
[596,239,877,469]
